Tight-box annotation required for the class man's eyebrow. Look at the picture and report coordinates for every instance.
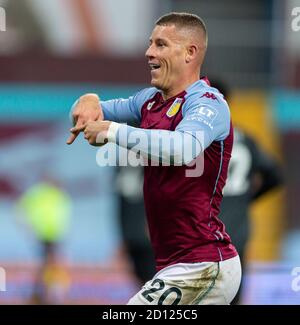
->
[149,37,168,43]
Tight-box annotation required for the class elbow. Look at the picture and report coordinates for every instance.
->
[172,152,194,165]
[172,135,202,165]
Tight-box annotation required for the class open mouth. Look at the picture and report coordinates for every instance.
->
[149,63,161,71]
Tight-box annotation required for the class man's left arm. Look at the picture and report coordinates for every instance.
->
[175,94,231,150]
[83,94,230,165]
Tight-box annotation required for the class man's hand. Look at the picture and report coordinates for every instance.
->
[66,94,104,145]
[70,120,112,146]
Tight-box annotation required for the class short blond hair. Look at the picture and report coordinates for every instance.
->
[156,12,207,47]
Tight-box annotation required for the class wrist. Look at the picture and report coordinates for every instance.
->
[107,122,121,143]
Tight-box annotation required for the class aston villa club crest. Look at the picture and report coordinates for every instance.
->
[166,98,184,117]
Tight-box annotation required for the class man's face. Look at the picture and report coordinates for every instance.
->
[145,24,188,93]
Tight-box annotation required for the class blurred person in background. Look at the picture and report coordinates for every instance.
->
[0,0,46,54]
[212,80,283,305]
[116,165,156,286]
[67,12,242,305]
[16,177,72,304]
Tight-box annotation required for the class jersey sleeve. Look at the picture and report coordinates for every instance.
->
[112,125,200,165]
[105,89,230,166]
[176,92,231,150]
[101,87,157,124]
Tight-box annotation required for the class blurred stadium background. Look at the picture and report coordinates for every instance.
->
[0,0,299,304]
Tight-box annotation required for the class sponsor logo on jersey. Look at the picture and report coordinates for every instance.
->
[147,101,155,110]
[166,98,183,117]
[197,106,218,120]
[186,105,218,129]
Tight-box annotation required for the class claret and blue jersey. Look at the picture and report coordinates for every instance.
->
[101,77,237,271]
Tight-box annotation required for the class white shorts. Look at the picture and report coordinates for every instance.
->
[127,255,242,305]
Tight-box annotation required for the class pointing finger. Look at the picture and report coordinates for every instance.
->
[70,124,86,133]
[66,132,78,145]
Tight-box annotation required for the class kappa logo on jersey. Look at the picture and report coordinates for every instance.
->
[166,98,183,117]
[147,101,155,110]
[200,92,219,102]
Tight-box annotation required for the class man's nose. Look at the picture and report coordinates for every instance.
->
[145,45,154,59]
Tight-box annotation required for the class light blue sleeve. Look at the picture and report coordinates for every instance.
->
[111,90,230,166]
[176,92,231,150]
[101,87,157,124]
[115,125,200,165]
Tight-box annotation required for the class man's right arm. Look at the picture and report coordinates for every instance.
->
[67,87,156,144]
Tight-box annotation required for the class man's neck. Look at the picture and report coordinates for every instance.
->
[162,75,200,101]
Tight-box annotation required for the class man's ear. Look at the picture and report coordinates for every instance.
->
[186,44,198,63]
